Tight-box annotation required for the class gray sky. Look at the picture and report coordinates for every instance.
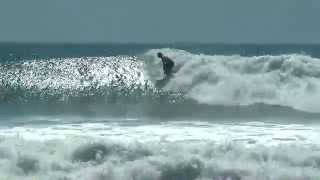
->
[0,0,319,43]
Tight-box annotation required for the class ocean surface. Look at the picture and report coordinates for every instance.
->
[1,43,320,180]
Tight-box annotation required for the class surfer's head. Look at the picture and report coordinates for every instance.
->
[157,52,163,58]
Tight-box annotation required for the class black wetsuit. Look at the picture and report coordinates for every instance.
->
[161,56,174,77]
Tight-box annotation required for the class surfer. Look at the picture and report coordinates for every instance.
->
[157,52,175,78]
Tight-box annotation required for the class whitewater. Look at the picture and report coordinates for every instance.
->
[1,45,320,180]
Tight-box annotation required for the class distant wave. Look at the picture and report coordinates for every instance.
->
[1,49,320,117]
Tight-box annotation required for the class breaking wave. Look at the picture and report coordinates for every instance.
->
[144,49,320,113]
[1,49,320,117]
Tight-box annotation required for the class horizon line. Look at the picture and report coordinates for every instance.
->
[1,41,320,46]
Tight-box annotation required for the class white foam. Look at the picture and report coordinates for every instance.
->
[144,49,320,112]
[1,120,320,180]
[1,120,319,146]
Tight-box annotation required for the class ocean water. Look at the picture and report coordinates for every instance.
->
[1,43,320,180]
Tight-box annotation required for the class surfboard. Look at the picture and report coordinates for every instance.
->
[155,75,173,89]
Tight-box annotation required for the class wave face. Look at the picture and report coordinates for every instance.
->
[0,55,186,118]
[1,49,320,118]
[0,56,146,100]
